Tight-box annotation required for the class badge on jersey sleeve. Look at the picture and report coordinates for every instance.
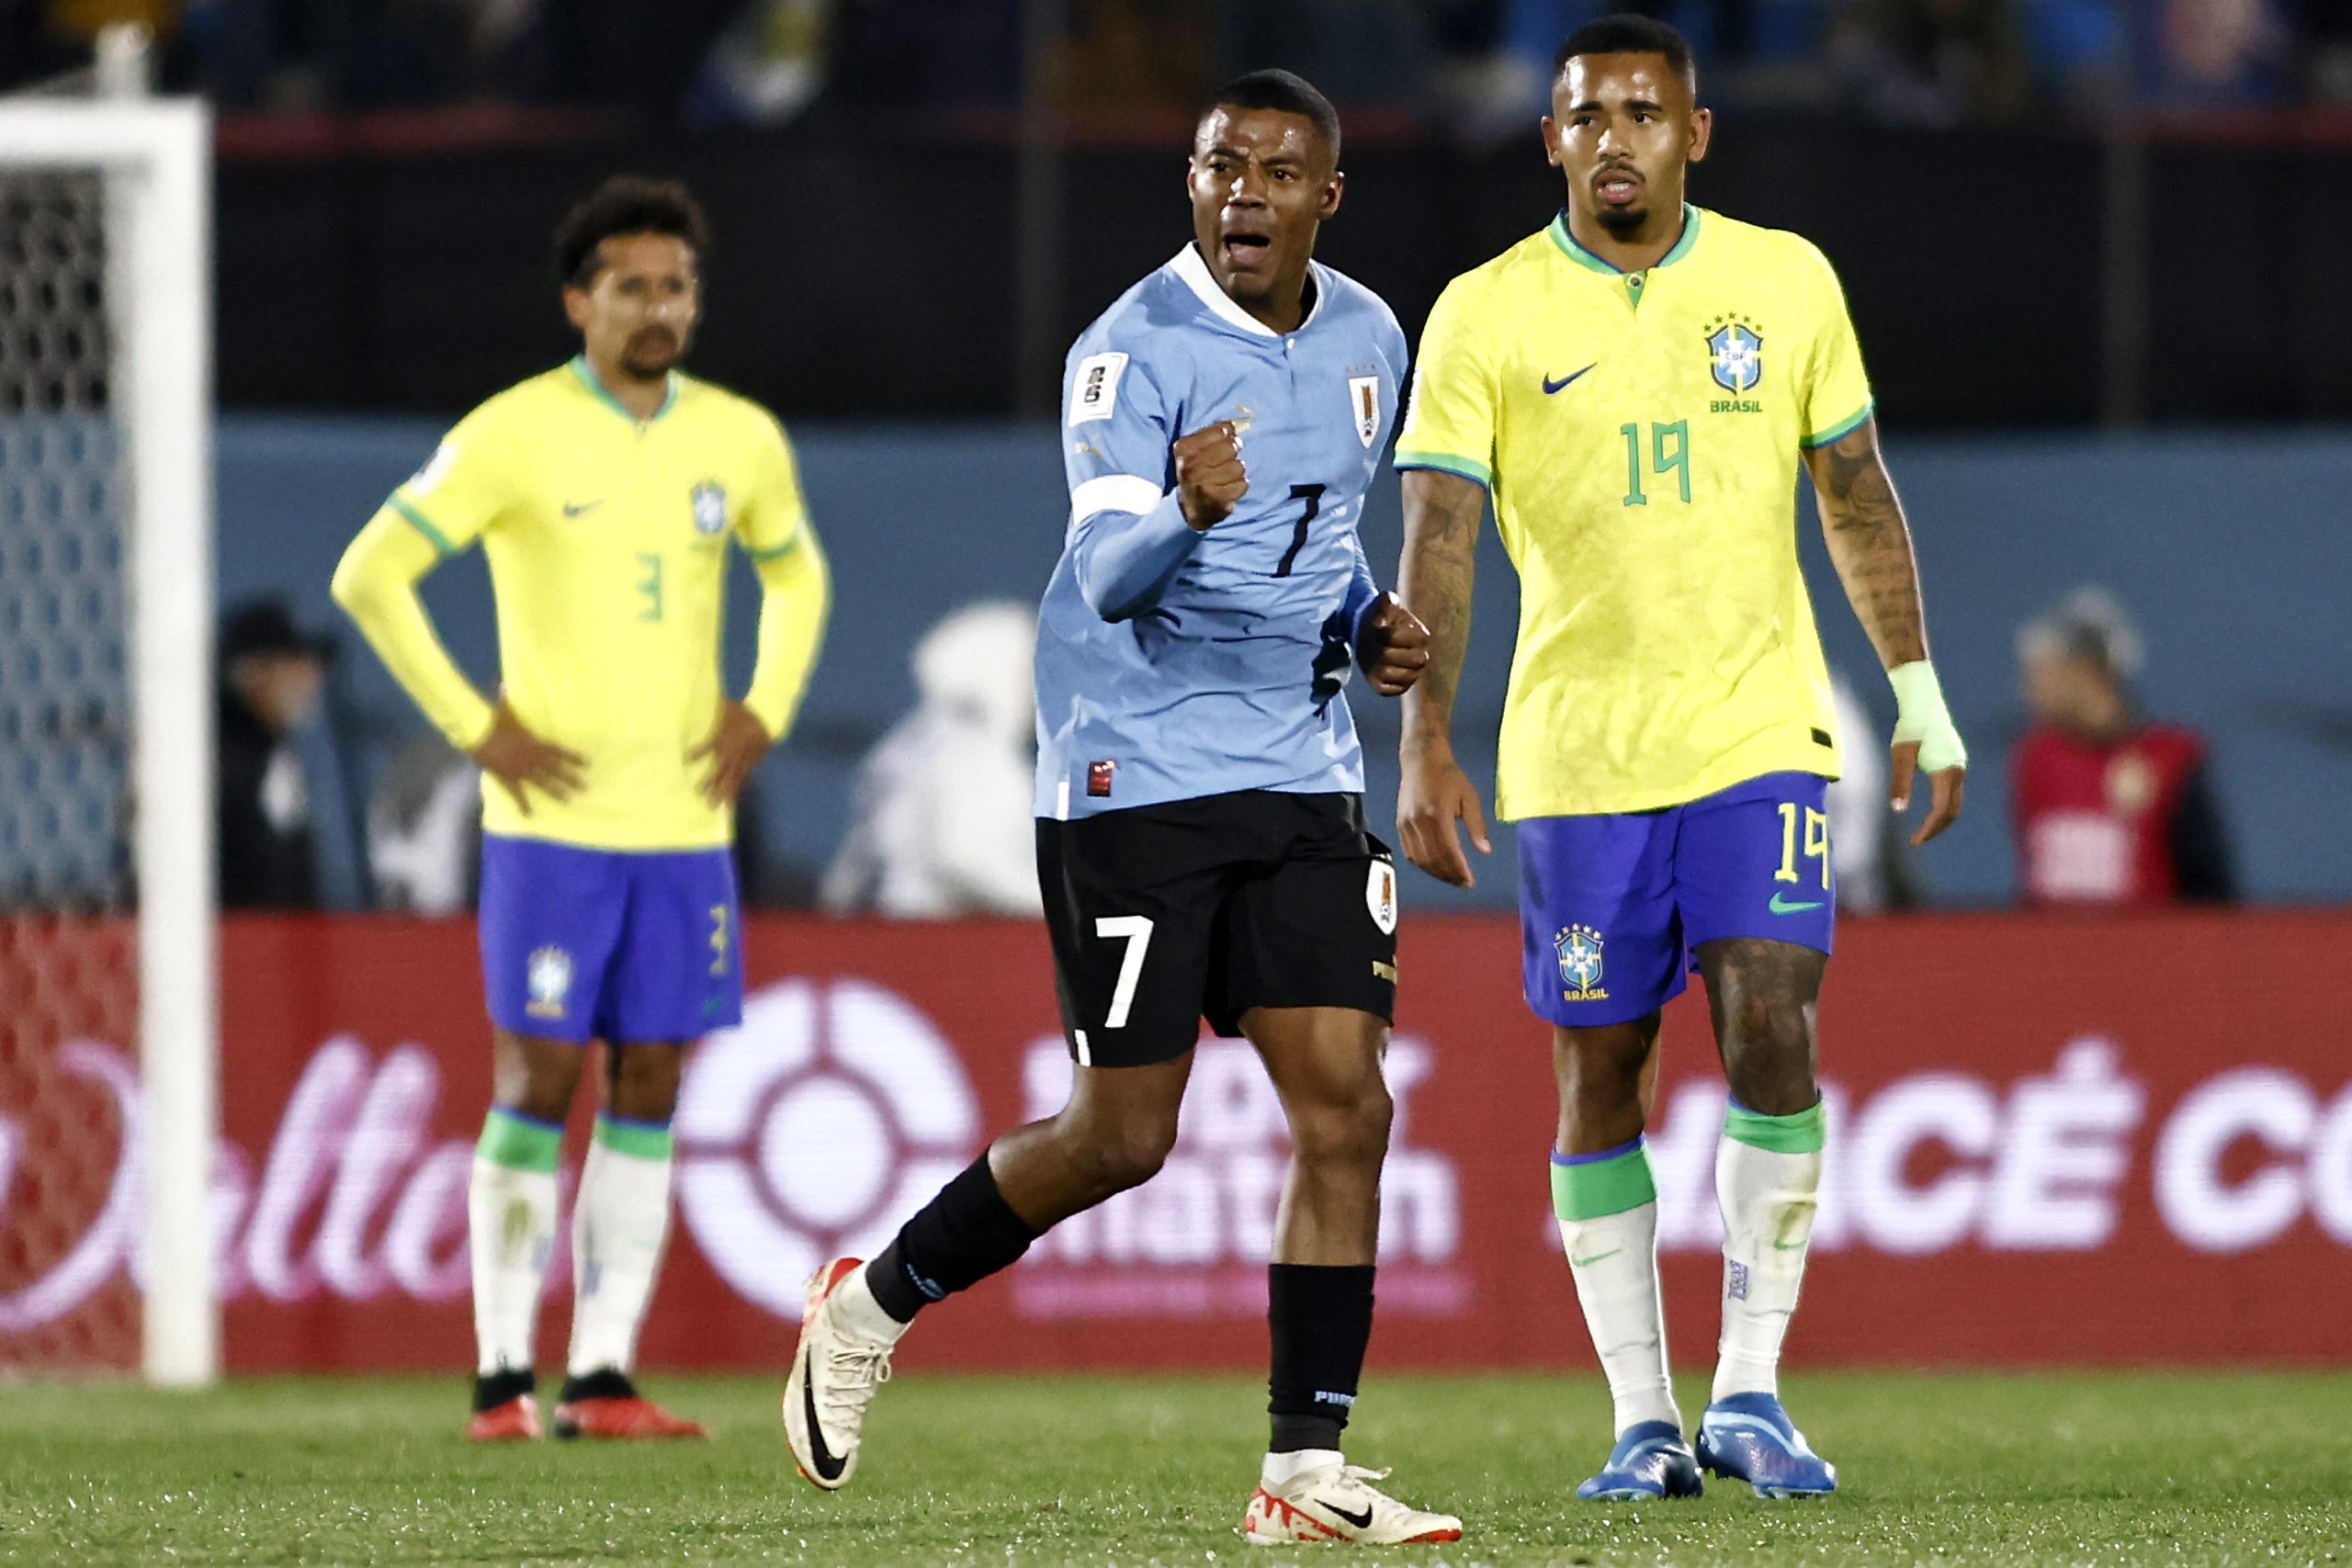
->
[1071,352,1129,424]
[691,481,728,536]
[1347,374,1381,447]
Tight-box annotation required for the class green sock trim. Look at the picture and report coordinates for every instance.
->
[1550,1145,1657,1223]
[593,1112,674,1162]
[478,1107,562,1173]
[1723,1099,1827,1155]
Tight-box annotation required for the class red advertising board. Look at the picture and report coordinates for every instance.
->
[6,911,2351,1375]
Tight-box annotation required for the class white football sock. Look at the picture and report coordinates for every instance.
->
[565,1114,676,1380]
[831,1259,912,1345]
[469,1106,561,1379]
[1712,1103,1826,1404]
[1261,1448,1345,1488]
[1553,1144,1679,1437]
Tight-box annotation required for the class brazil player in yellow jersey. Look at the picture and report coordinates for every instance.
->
[1393,16,1967,1501]
[331,177,831,1442]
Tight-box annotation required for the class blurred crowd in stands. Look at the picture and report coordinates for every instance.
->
[6,1,2350,130]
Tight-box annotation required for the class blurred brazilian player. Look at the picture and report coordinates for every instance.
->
[779,72,1461,1547]
[330,177,831,1442]
[1393,18,1969,1501]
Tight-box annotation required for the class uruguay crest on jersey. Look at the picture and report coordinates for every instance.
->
[1349,374,1381,447]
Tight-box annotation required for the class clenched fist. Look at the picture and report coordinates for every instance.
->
[1173,421,1249,531]
[1357,593,1433,697]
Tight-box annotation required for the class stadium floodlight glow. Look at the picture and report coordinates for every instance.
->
[0,93,217,1387]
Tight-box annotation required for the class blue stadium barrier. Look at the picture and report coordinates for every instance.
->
[217,416,2352,910]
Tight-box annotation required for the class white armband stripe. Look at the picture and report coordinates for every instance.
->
[1069,474,1167,525]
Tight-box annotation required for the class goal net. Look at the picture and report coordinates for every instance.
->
[0,85,216,1383]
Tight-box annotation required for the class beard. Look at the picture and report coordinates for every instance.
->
[619,327,682,379]
[1593,201,1648,235]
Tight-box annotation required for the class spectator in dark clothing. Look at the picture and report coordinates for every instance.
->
[218,598,330,908]
[2010,588,2234,908]
[1829,0,2034,124]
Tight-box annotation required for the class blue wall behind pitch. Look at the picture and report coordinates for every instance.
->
[219,416,2352,910]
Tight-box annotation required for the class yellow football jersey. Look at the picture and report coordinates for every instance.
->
[343,357,819,851]
[1396,205,1873,818]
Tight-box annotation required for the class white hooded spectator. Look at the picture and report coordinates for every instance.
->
[821,599,1043,918]
[368,736,481,915]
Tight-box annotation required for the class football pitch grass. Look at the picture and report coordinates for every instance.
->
[3,1371,2347,1565]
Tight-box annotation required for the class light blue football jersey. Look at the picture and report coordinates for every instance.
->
[1034,244,1410,819]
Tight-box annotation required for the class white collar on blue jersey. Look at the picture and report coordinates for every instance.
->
[1170,243,1328,338]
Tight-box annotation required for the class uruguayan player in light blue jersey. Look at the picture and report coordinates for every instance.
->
[781,71,1463,1547]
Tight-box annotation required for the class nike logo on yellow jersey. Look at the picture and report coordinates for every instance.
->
[562,499,604,518]
[1542,365,1596,395]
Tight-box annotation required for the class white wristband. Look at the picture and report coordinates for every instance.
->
[1888,660,1968,773]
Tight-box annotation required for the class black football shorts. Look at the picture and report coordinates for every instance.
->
[1035,789,1400,1068]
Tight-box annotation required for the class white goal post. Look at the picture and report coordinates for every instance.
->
[0,95,217,1385]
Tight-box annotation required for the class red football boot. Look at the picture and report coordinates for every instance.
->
[551,1393,710,1439]
[465,1394,542,1443]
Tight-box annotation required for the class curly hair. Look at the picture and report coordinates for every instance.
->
[552,175,710,288]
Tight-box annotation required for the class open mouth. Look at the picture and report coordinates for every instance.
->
[1595,168,1643,206]
[1221,229,1273,269]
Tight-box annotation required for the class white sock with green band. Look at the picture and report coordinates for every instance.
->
[566,1112,677,1380]
[1888,660,1968,784]
[1552,1140,1680,1437]
[1712,1099,1826,1403]
[470,1105,561,1379]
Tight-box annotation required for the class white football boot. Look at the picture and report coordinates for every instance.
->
[1242,1459,1464,1546]
[781,1258,896,1490]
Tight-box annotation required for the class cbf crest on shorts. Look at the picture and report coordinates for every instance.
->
[526,944,572,1019]
[1555,923,1608,1003]
[690,480,729,536]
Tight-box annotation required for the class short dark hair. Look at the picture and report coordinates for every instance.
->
[553,176,710,288]
[1201,68,1341,164]
[1554,14,1699,96]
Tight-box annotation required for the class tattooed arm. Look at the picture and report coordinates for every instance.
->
[1804,416,1967,844]
[1395,468,1495,886]
[1805,416,1928,667]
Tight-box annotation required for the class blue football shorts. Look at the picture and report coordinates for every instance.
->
[478,833,743,1044]
[1516,771,1836,1029]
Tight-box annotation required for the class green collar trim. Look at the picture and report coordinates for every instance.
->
[569,354,678,423]
[1547,203,1702,276]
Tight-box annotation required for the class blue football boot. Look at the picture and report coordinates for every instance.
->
[1574,1420,1704,1501]
[1696,1393,1838,1499]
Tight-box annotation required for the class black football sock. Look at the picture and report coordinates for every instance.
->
[1267,1263,1376,1454]
[557,1367,637,1404]
[471,1367,536,1413]
[865,1153,1041,1324]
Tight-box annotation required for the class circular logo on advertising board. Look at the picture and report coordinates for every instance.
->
[673,978,980,1316]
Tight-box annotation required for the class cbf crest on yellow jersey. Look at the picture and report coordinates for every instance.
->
[1397,205,1873,818]
[373,358,813,849]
